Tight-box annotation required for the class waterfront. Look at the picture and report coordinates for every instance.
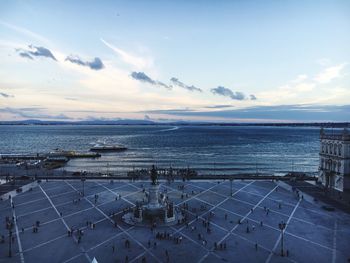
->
[0,125,320,176]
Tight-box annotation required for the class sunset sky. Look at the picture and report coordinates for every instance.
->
[0,0,349,122]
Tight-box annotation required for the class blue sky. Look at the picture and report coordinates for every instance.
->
[0,0,349,122]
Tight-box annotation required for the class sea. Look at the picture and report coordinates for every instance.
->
[0,125,321,176]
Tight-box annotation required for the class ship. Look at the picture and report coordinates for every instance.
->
[90,144,127,152]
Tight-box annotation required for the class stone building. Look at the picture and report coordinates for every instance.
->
[319,128,350,192]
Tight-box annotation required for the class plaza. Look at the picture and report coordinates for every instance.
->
[0,179,349,263]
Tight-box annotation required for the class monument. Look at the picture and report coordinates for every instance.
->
[122,165,182,226]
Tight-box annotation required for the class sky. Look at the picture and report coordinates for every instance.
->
[0,0,349,122]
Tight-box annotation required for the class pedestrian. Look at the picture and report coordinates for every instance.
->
[255,242,258,251]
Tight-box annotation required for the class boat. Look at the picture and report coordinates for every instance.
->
[90,144,127,152]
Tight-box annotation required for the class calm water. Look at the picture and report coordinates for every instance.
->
[0,125,320,176]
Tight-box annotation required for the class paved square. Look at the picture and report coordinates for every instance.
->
[0,179,349,263]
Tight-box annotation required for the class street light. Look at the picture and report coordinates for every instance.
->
[81,174,86,197]
[278,221,286,256]
[6,220,13,257]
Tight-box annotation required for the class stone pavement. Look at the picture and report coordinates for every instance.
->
[0,179,349,263]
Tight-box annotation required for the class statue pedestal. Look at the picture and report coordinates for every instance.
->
[122,182,183,226]
[147,184,161,209]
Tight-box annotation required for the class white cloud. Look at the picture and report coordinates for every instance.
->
[314,63,347,84]
[0,20,51,45]
[257,63,349,105]
[101,38,153,70]
[292,74,308,83]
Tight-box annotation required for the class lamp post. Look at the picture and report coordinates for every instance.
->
[278,221,286,256]
[81,175,86,197]
[6,220,13,257]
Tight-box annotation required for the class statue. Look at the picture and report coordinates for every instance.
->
[150,165,158,185]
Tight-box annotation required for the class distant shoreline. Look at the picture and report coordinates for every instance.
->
[0,120,349,128]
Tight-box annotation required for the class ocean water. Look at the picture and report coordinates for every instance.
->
[0,125,320,176]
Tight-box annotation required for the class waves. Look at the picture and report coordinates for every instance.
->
[153,126,180,133]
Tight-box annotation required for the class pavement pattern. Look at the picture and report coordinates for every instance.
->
[0,179,349,263]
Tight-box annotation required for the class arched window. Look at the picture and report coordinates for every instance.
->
[330,144,333,154]
[339,145,342,156]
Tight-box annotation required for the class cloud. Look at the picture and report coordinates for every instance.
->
[65,97,79,101]
[101,38,152,69]
[0,107,70,120]
[142,104,350,122]
[250,94,257,100]
[131,72,171,89]
[0,92,14,98]
[170,77,202,92]
[0,21,50,44]
[18,52,33,60]
[211,86,247,100]
[65,55,104,70]
[144,108,194,114]
[144,114,151,120]
[16,45,57,61]
[314,63,347,84]
[205,105,232,109]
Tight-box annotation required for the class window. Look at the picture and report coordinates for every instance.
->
[339,145,342,156]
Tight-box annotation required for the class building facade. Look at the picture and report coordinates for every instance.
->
[319,128,350,192]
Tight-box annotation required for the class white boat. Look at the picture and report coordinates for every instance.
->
[90,144,127,152]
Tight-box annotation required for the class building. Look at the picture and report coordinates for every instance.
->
[319,128,350,192]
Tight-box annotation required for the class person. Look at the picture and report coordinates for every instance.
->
[255,242,258,251]
[112,244,115,253]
